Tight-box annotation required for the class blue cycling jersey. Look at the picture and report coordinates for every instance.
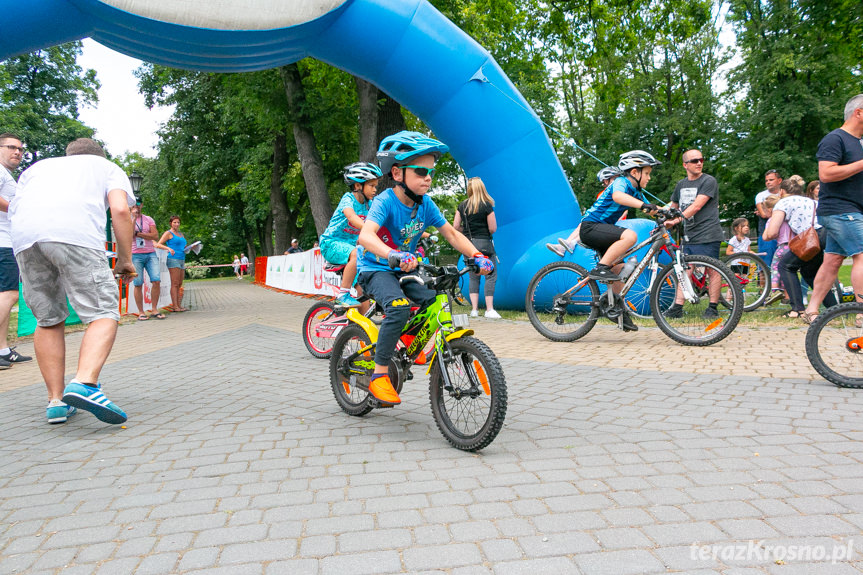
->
[581,176,645,224]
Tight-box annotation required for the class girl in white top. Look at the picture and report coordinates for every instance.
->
[725,217,752,269]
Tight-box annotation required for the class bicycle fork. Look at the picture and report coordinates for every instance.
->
[674,251,699,303]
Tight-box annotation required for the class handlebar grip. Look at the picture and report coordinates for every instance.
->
[387,251,402,269]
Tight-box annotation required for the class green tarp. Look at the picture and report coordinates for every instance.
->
[16,284,81,336]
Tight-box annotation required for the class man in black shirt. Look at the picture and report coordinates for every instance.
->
[804,94,863,320]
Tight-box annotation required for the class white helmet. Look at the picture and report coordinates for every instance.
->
[343,162,383,185]
[618,150,661,173]
[597,166,622,182]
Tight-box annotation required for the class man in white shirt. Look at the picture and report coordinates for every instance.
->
[0,132,31,369]
[755,169,782,265]
[11,138,136,425]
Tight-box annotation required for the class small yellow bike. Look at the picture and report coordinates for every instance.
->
[329,259,507,451]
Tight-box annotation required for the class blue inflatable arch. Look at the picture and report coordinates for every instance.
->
[0,0,644,308]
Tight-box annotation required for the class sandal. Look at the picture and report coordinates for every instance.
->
[152,313,166,320]
[801,312,819,325]
[137,314,149,321]
[782,310,803,319]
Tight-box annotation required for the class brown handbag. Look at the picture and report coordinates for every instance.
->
[788,203,820,261]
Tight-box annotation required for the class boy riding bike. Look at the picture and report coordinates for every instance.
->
[357,131,494,405]
[578,150,662,332]
[319,162,382,308]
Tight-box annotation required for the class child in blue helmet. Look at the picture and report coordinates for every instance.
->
[357,131,494,405]
[319,162,382,307]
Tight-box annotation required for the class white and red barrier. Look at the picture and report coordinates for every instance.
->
[263,248,343,297]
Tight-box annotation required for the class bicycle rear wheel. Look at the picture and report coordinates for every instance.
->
[650,255,743,346]
[525,261,599,342]
[330,324,375,416]
[720,252,770,311]
[805,302,863,388]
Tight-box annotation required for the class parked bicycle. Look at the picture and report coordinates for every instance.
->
[805,301,863,388]
[329,258,507,451]
[526,208,744,346]
[720,252,771,312]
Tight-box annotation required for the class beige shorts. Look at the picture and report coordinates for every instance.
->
[16,242,119,326]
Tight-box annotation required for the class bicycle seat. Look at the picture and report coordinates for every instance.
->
[324,263,346,273]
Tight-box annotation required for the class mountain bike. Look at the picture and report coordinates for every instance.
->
[805,302,863,388]
[720,252,771,311]
[526,208,744,346]
[418,234,468,306]
[302,263,382,359]
[329,258,507,451]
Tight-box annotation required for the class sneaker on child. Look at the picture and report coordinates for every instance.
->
[335,292,361,307]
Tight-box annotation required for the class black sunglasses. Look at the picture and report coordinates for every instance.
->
[685,157,704,164]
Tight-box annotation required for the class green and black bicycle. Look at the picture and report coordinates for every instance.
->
[329,258,507,451]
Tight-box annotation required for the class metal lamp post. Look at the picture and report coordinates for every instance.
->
[106,171,144,248]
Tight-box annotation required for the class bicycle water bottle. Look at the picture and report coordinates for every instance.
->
[619,257,638,280]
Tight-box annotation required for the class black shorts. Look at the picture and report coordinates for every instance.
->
[682,241,721,260]
[0,247,19,292]
[579,221,625,256]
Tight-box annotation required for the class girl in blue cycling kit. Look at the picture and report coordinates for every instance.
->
[356,131,494,405]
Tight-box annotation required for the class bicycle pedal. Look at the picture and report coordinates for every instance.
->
[369,398,396,409]
[405,370,414,380]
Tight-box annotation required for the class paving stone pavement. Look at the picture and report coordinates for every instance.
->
[2,279,863,574]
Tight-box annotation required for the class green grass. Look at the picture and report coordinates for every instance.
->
[838,263,852,287]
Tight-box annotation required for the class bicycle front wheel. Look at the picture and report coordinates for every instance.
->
[720,252,771,311]
[650,255,743,346]
[430,336,507,451]
[303,301,336,359]
[805,302,863,388]
[525,261,599,342]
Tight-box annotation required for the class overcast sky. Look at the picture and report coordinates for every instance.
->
[77,39,173,159]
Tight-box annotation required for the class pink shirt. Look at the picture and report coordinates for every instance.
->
[132,214,156,254]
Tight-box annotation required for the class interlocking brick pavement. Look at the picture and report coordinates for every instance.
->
[1,279,862,574]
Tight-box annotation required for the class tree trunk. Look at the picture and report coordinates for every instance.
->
[270,132,290,254]
[280,63,332,235]
[355,77,379,162]
[377,91,407,143]
[375,91,407,188]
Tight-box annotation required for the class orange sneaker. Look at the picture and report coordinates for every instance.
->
[368,374,401,404]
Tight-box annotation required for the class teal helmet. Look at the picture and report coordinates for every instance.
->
[376,130,449,175]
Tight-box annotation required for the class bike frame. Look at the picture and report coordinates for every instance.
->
[562,219,698,307]
[342,288,473,390]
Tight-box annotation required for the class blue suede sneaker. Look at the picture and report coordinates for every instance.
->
[334,292,361,307]
[46,400,77,424]
[62,381,127,424]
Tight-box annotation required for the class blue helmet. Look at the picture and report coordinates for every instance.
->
[376,130,449,176]
[343,162,382,185]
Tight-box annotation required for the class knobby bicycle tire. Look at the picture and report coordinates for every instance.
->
[429,336,507,451]
[805,302,863,388]
[329,324,375,415]
[525,261,600,342]
[650,255,743,346]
